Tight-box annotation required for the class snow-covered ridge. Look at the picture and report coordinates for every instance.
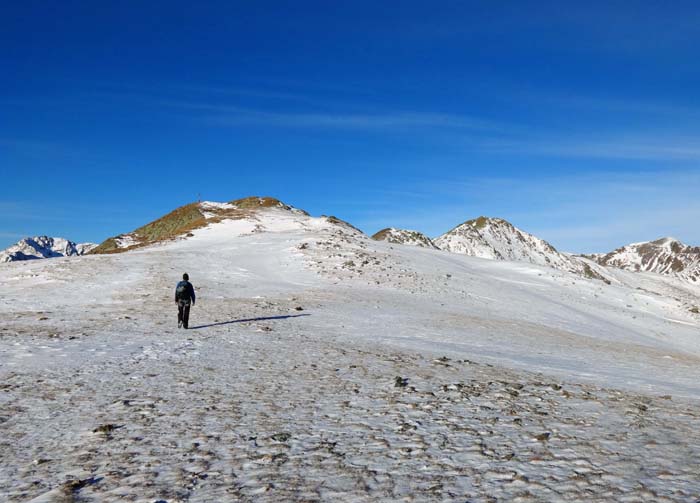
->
[3,203,700,500]
[434,216,610,282]
[91,196,315,254]
[0,236,97,263]
[15,196,696,287]
[371,228,438,249]
[594,237,700,283]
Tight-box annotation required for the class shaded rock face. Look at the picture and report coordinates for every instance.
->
[0,237,97,263]
[595,237,700,282]
[434,217,610,282]
[371,228,439,249]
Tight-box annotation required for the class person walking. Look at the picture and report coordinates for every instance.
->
[175,273,196,329]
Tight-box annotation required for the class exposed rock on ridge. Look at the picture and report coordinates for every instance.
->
[592,237,700,282]
[371,228,439,249]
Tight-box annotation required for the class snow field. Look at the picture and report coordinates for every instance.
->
[2,209,700,501]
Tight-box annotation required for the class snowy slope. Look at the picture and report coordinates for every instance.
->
[594,237,700,283]
[371,227,438,248]
[0,236,96,263]
[2,206,700,501]
[3,206,699,393]
[434,216,610,281]
[91,196,309,254]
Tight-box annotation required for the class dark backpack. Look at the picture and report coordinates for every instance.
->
[176,282,189,301]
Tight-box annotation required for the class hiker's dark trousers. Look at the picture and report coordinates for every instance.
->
[178,300,191,328]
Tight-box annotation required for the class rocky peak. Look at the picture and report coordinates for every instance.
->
[0,236,97,263]
[435,217,610,282]
[371,228,439,249]
[596,238,700,282]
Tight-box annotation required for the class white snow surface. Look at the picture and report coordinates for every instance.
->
[198,201,238,219]
[2,208,700,501]
[0,236,97,263]
[111,234,139,249]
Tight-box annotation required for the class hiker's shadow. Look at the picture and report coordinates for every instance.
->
[189,313,310,330]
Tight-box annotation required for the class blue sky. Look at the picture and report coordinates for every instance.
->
[2,1,699,252]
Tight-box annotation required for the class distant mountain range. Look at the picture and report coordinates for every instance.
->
[374,217,609,282]
[3,197,698,285]
[584,237,700,283]
[0,236,96,263]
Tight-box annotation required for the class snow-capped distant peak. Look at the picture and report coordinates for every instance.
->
[434,216,610,282]
[0,236,97,263]
[434,216,557,262]
[595,237,700,282]
[371,228,439,249]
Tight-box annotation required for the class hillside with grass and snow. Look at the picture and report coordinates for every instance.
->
[2,198,700,502]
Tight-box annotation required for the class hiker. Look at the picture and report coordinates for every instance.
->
[175,273,196,329]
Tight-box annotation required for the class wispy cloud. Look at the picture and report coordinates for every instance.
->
[468,133,700,162]
[542,95,700,119]
[164,101,501,132]
[211,110,497,131]
[164,94,700,160]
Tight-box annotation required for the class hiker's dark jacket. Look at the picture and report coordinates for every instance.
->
[175,280,196,304]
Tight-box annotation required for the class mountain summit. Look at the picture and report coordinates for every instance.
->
[435,217,565,264]
[91,196,309,254]
[0,236,97,263]
[593,237,700,282]
[435,216,609,281]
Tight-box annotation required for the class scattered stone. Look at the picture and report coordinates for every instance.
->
[272,453,289,464]
[394,376,409,388]
[93,424,122,436]
[271,432,291,442]
[535,432,551,442]
[294,306,304,311]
